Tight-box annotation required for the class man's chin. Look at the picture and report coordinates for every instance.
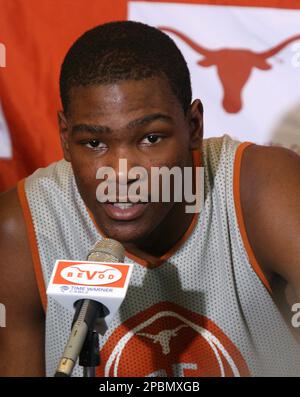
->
[93,203,174,247]
[99,222,151,246]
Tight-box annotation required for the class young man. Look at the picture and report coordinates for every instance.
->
[0,21,300,377]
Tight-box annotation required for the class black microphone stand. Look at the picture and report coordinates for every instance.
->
[75,300,109,377]
[79,330,100,377]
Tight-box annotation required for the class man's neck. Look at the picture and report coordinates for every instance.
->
[124,205,195,265]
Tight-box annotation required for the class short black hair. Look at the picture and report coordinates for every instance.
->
[59,20,192,114]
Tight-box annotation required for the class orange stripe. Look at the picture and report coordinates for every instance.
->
[233,142,272,294]
[17,179,47,311]
[159,205,199,264]
[88,149,201,268]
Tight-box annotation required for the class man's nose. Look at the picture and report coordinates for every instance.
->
[108,147,141,185]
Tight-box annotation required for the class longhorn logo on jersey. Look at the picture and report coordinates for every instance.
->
[97,302,250,377]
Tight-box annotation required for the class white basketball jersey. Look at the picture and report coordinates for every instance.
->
[18,135,300,377]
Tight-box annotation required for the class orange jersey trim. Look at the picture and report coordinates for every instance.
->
[17,179,47,311]
[88,150,201,268]
[233,142,272,295]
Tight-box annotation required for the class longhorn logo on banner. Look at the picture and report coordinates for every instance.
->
[129,2,300,147]
[160,27,300,114]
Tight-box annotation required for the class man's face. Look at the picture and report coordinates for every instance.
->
[59,76,202,244]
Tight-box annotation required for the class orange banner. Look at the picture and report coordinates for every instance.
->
[0,0,127,192]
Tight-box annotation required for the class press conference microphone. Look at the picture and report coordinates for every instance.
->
[46,238,133,377]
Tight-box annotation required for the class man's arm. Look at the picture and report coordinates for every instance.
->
[0,187,45,376]
[240,144,300,335]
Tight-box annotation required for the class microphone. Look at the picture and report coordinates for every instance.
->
[46,238,134,377]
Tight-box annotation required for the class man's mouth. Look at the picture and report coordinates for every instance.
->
[102,201,150,221]
[112,202,136,209]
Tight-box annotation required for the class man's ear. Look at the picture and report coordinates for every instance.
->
[58,111,71,162]
[188,99,203,150]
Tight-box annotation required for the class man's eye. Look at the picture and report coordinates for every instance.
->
[85,139,107,149]
[140,134,163,145]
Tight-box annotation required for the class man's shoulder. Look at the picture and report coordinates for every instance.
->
[0,185,37,291]
[0,186,34,276]
[241,143,300,185]
[240,143,300,214]
[0,184,45,306]
[240,143,300,279]
[0,187,25,240]
[0,186,45,375]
